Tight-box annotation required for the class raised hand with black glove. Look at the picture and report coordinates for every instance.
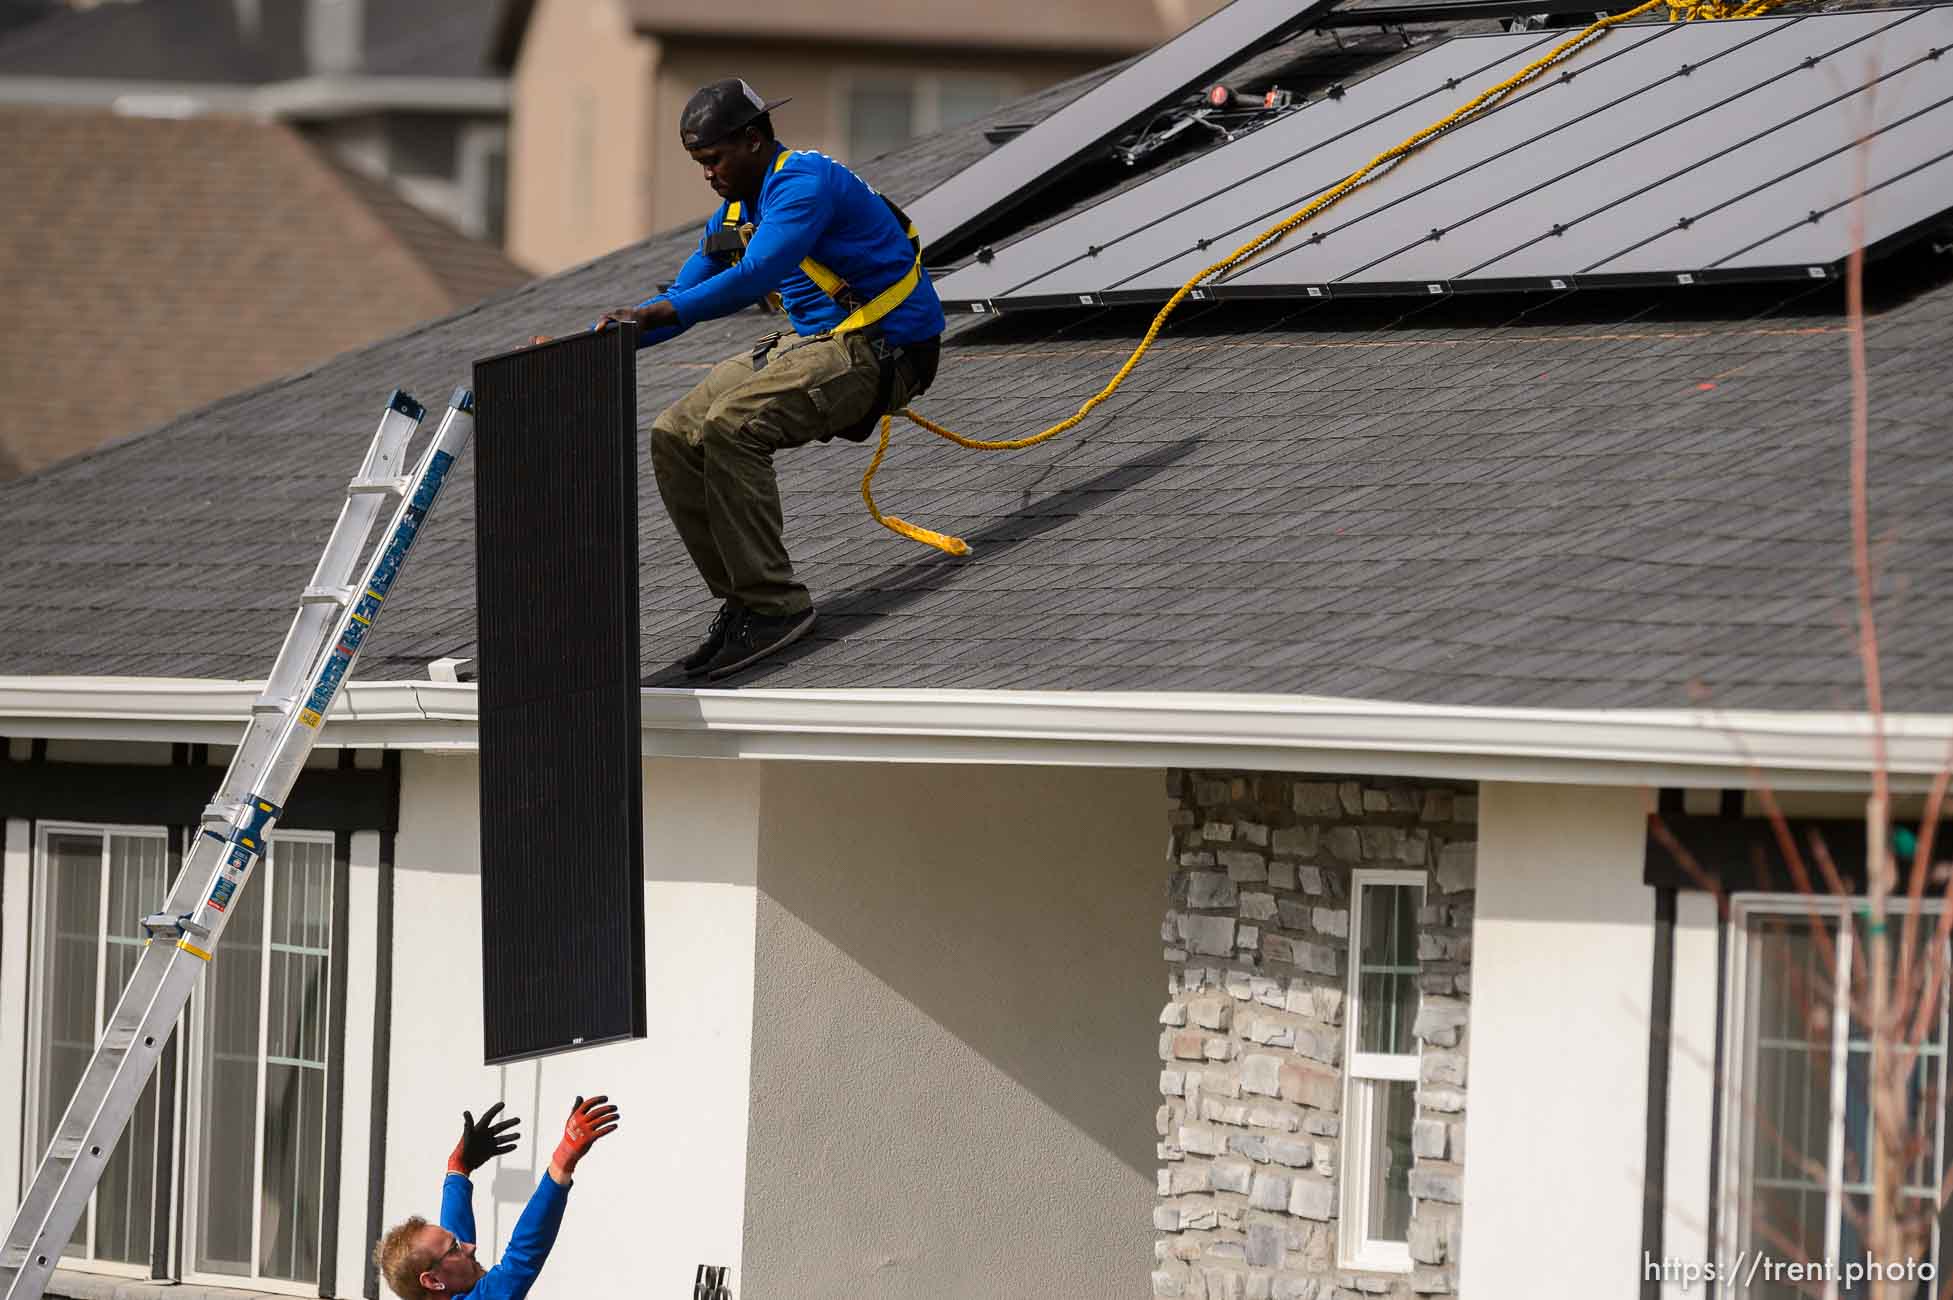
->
[545,1094,620,1185]
[447,1101,522,1177]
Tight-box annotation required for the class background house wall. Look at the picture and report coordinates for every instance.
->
[503,0,1116,271]
[643,40,1098,236]
[506,0,656,274]
[741,760,1163,1299]
[1459,782,1651,1300]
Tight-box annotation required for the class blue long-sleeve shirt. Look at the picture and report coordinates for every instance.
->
[439,1171,569,1300]
[630,144,946,350]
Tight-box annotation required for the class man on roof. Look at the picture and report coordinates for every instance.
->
[373,1094,620,1300]
[600,77,948,680]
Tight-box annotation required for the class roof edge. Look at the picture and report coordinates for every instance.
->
[0,74,507,117]
[1,677,1947,791]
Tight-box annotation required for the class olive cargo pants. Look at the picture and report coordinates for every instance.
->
[651,331,916,617]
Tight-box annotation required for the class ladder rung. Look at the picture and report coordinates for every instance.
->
[349,476,411,496]
[300,584,355,606]
[4,1243,33,1267]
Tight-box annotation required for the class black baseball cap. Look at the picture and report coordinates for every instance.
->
[680,78,792,150]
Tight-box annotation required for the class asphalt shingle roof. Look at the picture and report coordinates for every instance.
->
[2,15,1949,713]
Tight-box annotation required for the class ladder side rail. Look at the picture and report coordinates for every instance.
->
[0,388,475,1300]
[251,389,476,807]
[0,944,201,1277]
[211,392,426,820]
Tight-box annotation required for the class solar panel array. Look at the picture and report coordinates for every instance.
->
[933,7,1953,311]
[904,0,1337,259]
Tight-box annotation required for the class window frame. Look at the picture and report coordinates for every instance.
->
[24,820,171,1280]
[1339,867,1427,1274]
[179,829,338,1298]
[1719,892,1952,1299]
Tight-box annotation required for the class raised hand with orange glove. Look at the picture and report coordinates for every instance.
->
[545,1094,620,1186]
[447,1101,521,1177]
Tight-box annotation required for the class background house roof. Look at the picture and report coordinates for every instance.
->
[1,11,1948,713]
[0,105,529,479]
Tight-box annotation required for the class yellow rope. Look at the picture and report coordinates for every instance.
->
[863,0,1779,554]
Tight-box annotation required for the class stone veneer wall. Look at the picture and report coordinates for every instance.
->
[1155,772,1478,1300]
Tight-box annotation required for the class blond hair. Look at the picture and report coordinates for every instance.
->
[374,1216,436,1300]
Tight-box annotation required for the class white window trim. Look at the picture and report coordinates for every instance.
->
[179,829,336,1298]
[1719,892,1951,1300]
[26,820,169,1279]
[1339,867,1427,1274]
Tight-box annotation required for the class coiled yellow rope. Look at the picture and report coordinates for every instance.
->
[862,0,1780,555]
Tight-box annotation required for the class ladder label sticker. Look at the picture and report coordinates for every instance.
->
[298,707,323,728]
[208,877,237,911]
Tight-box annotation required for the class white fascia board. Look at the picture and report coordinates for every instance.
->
[1,676,1950,789]
[251,76,510,119]
[0,76,507,119]
[0,78,257,113]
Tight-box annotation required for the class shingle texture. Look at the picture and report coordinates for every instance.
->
[1,33,1949,713]
[0,106,529,479]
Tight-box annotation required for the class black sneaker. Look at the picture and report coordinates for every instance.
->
[681,600,741,677]
[704,606,817,680]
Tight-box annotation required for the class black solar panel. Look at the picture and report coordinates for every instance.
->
[471,327,646,1065]
[934,8,1953,309]
[904,0,1338,260]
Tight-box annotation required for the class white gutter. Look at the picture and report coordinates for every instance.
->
[1,676,1949,791]
[250,75,510,119]
[0,75,507,119]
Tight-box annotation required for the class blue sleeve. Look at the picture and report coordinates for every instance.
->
[463,1175,570,1300]
[624,243,722,350]
[665,169,830,328]
[439,1172,475,1243]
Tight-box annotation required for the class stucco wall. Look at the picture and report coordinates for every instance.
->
[1459,782,1652,1300]
[381,751,760,1298]
[506,0,656,273]
[741,761,1162,1299]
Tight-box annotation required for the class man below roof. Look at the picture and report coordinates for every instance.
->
[598,77,948,680]
[373,1094,620,1300]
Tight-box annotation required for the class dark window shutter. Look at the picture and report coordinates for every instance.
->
[471,327,646,1063]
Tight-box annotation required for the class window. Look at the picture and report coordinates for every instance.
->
[26,825,339,1290]
[187,833,336,1287]
[842,76,1015,162]
[1342,869,1425,1271]
[26,826,170,1272]
[1725,897,1953,1298]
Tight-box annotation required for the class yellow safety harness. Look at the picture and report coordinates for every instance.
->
[859,0,1790,557]
[715,149,925,337]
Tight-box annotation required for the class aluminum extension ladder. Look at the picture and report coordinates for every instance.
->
[0,387,478,1300]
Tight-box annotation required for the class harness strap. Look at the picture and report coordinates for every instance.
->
[715,149,925,336]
